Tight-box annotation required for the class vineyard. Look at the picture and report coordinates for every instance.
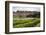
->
[13,18,40,28]
[13,11,40,28]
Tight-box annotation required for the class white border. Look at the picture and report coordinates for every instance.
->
[9,3,43,32]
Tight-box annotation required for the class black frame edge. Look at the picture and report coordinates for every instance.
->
[5,1,9,34]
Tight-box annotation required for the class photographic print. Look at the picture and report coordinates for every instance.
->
[5,1,45,34]
[13,7,40,28]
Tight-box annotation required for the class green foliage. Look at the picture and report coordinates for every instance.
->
[13,18,40,28]
[13,19,33,25]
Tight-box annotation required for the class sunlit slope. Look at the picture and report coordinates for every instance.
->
[13,18,40,28]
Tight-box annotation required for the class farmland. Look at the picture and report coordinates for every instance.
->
[13,11,40,28]
[13,18,40,28]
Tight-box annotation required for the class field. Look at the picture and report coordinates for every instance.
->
[13,11,40,28]
[13,17,40,28]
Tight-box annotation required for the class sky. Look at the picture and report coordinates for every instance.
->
[13,7,40,12]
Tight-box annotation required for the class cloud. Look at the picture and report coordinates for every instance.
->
[13,7,40,12]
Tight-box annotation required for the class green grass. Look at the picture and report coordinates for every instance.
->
[13,19,33,25]
[13,17,40,28]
